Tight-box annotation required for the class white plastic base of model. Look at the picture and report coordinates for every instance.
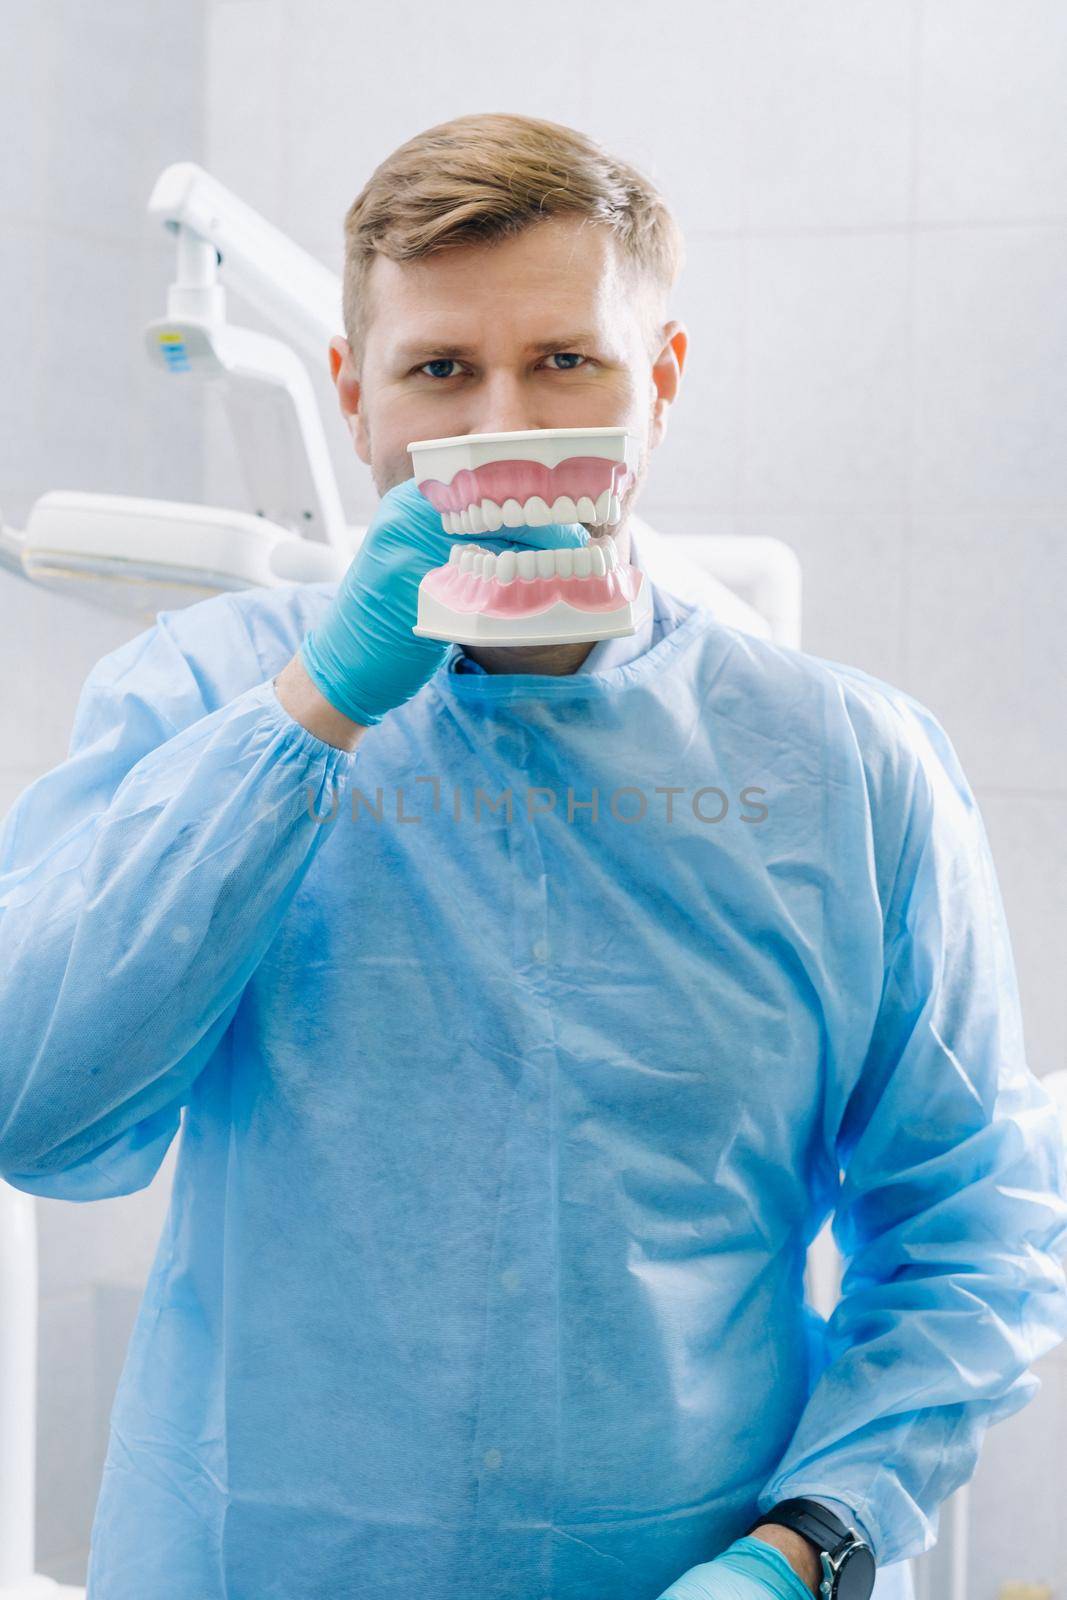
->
[412,570,652,647]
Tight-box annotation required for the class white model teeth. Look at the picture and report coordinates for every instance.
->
[443,488,622,534]
[448,536,618,581]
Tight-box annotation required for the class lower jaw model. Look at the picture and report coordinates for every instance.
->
[411,491,651,648]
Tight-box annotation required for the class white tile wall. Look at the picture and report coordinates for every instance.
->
[916,0,1067,222]
[741,231,913,510]
[912,227,1067,511]
[735,0,917,231]
[3,0,1065,1589]
[900,515,1067,792]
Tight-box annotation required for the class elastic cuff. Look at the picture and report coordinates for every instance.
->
[264,677,362,764]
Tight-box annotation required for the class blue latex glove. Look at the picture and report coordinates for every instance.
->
[656,1536,816,1600]
[299,475,590,727]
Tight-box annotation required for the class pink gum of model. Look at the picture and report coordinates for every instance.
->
[419,560,643,620]
[417,456,633,515]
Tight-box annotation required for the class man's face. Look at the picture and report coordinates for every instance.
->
[328,215,686,554]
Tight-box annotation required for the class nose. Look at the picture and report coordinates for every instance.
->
[471,371,548,436]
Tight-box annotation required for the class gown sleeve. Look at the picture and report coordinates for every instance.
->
[0,600,357,1201]
[755,689,1067,1564]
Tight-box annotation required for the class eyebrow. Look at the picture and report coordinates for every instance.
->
[395,332,602,363]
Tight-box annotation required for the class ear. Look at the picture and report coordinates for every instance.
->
[329,336,371,465]
[648,321,688,451]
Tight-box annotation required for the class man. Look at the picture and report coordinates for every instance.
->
[1,112,1064,1600]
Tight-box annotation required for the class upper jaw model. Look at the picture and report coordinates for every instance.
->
[407,426,652,647]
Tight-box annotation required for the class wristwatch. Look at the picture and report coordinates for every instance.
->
[747,1498,876,1599]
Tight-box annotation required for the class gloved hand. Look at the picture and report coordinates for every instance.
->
[655,1535,817,1600]
[299,476,591,727]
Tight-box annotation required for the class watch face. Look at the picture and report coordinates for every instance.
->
[836,1543,877,1600]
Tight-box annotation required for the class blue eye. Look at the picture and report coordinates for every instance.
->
[415,352,589,380]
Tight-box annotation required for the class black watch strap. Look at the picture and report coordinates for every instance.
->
[748,1498,876,1599]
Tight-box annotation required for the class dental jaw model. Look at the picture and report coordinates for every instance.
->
[408,426,651,646]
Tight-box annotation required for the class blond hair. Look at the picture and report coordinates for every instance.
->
[341,112,685,370]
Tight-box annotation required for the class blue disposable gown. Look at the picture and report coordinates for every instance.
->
[1,560,1065,1600]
